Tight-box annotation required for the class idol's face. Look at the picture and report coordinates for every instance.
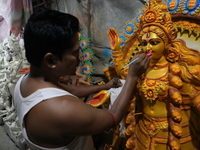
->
[141,32,165,60]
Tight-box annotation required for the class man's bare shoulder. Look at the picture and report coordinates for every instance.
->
[24,95,82,144]
[25,89,112,138]
[26,93,85,123]
[20,75,58,97]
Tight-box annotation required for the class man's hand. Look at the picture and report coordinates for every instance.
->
[105,77,123,89]
[127,53,151,78]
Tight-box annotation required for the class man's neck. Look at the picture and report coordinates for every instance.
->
[28,65,58,87]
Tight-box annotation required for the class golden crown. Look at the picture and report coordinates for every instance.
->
[137,0,177,41]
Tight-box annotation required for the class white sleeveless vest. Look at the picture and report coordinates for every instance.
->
[14,75,94,150]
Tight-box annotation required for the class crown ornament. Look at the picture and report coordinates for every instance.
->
[137,0,177,42]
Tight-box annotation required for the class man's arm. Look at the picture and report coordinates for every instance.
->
[58,77,122,98]
[26,53,150,137]
[56,53,150,135]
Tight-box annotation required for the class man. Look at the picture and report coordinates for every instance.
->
[14,7,150,150]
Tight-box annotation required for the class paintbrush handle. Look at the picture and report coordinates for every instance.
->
[121,57,139,70]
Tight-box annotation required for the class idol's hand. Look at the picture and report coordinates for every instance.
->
[87,90,110,107]
[108,28,121,51]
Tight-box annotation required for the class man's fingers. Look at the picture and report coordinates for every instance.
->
[143,55,151,68]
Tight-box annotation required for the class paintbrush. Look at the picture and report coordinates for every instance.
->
[120,57,139,71]
[120,52,152,71]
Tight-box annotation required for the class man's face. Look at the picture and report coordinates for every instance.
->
[57,33,81,76]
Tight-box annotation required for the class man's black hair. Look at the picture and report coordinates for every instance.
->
[24,7,80,67]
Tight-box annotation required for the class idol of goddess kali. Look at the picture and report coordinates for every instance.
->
[93,0,200,150]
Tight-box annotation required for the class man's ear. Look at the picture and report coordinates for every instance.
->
[44,53,57,68]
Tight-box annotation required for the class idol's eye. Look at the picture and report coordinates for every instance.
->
[150,41,160,45]
[141,42,147,46]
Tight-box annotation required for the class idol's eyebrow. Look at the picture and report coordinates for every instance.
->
[150,38,161,41]
[142,38,161,41]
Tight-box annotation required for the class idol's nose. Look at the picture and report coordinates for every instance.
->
[146,43,152,52]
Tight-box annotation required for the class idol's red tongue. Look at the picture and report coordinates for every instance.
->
[146,52,152,56]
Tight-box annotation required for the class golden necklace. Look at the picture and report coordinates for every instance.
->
[137,72,169,103]
[148,61,169,70]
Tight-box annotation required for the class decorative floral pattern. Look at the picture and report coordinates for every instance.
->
[167,0,180,13]
[144,11,156,23]
[165,49,179,63]
[119,35,126,46]
[124,22,135,35]
[183,0,200,14]
[79,30,94,84]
